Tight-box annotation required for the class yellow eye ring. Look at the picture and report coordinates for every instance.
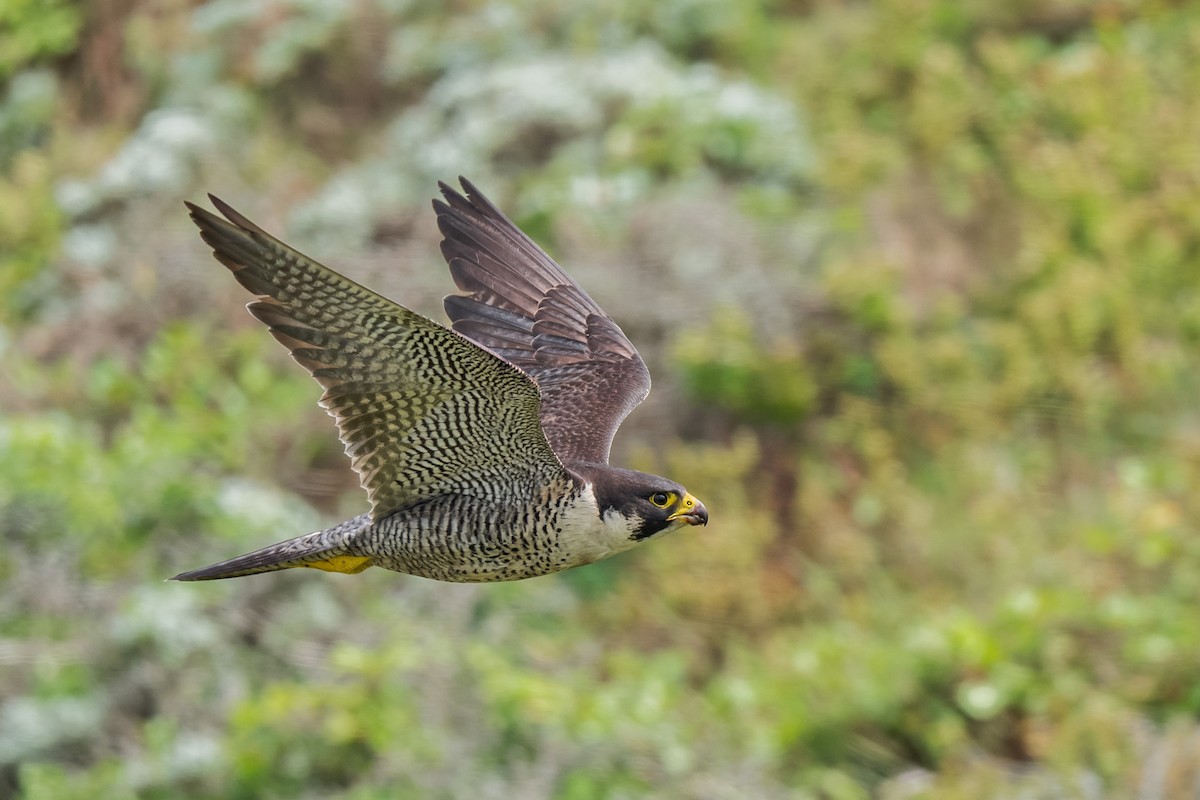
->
[649,491,675,508]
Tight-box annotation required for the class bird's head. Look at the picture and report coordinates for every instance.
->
[575,464,709,543]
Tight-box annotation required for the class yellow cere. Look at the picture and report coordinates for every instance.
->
[667,493,701,521]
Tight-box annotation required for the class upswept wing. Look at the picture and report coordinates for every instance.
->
[187,196,564,522]
[435,178,651,465]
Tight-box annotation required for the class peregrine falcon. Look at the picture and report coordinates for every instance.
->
[171,178,708,583]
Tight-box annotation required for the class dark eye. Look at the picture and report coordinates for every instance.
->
[649,491,674,508]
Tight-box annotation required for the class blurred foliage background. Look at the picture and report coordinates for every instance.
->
[4,0,1200,797]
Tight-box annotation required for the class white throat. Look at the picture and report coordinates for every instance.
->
[557,484,642,562]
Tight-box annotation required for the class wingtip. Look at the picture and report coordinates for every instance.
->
[185,196,230,227]
[184,198,213,218]
[460,175,488,201]
[434,176,505,223]
[436,179,465,206]
[438,176,483,197]
[206,193,236,221]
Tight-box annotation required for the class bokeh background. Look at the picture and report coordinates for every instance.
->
[5,1,1200,797]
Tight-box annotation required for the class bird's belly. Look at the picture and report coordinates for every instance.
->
[356,492,612,583]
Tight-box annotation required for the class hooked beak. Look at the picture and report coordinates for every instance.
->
[668,493,708,527]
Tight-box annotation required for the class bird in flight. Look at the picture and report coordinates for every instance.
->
[172,178,707,583]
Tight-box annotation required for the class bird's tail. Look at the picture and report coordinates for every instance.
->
[170,516,373,581]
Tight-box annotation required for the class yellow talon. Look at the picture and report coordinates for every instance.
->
[303,555,374,574]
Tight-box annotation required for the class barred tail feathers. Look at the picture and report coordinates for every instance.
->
[170,518,373,581]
